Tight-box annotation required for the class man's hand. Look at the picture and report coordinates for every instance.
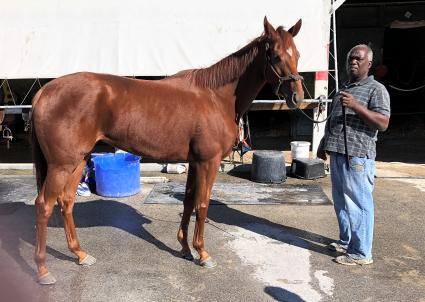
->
[339,91,359,110]
[317,138,327,161]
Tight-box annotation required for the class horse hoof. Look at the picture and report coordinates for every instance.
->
[38,272,57,285]
[199,257,217,268]
[79,254,96,266]
[180,250,194,261]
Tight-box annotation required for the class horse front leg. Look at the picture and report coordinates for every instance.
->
[57,161,96,266]
[192,156,221,268]
[177,164,196,260]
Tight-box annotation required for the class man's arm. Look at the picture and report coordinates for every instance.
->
[339,91,390,131]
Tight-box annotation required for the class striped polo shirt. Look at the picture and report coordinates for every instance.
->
[323,75,391,159]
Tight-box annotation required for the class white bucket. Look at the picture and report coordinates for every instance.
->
[290,141,311,159]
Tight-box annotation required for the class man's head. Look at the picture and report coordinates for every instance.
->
[346,44,373,83]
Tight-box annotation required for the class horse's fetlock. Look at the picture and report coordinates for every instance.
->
[34,253,46,264]
[193,239,204,251]
[177,229,185,242]
[68,241,80,252]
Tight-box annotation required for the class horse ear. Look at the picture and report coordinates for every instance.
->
[264,16,277,40]
[288,19,302,37]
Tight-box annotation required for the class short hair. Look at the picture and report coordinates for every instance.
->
[347,44,373,62]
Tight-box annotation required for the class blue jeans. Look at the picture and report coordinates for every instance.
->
[330,152,375,260]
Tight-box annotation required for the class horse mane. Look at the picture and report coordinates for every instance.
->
[176,35,267,88]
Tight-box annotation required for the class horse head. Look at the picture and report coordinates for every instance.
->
[263,17,304,109]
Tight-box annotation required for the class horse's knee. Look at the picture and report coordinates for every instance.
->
[35,199,55,219]
[58,197,74,215]
[194,205,208,222]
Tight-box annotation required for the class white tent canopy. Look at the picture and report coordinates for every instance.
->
[0,0,331,79]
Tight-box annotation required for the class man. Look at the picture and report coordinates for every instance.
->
[318,44,391,265]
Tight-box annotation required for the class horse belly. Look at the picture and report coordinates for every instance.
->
[125,131,191,161]
[105,111,193,161]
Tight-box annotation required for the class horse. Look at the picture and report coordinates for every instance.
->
[30,17,304,284]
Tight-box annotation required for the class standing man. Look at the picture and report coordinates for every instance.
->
[318,44,391,265]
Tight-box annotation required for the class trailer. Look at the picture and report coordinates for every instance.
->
[0,0,344,155]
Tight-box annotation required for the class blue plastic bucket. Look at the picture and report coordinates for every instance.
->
[92,152,141,197]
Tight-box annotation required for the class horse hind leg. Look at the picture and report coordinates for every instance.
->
[35,166,75,285]
[57,160,96,266]
[177,164,196,260]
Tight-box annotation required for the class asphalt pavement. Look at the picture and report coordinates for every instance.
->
[1,164,425,302]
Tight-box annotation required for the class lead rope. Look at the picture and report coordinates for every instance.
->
[341,104,350,167]
[297,80,349,165]
[295,81,338,124]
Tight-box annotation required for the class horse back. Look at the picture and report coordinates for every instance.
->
[32,72,237,162]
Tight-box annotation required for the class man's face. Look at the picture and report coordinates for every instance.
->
[346,47,371,81]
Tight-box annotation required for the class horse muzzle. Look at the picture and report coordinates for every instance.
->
[275,81,304,109]
[266,63,304,109]
[285,91,303,109]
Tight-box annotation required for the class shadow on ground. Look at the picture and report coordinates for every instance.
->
[207,200,334,256]
[0,194,335,284]
[265,286,305,302]
[0,200,181,281]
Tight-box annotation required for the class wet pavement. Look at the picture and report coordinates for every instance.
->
[1,165,425,302]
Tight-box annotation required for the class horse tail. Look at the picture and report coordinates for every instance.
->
[30,89,47,193]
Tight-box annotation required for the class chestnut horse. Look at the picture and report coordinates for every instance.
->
[31,17,304,284]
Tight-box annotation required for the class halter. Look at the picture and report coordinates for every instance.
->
[264,42,304,100]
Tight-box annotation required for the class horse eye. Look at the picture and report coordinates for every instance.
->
[274,56,281,63]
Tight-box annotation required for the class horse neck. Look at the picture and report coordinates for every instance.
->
[185,36,267,121]
[234,44,267,120]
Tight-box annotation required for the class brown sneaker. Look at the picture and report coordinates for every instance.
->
[334,255,373,266]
